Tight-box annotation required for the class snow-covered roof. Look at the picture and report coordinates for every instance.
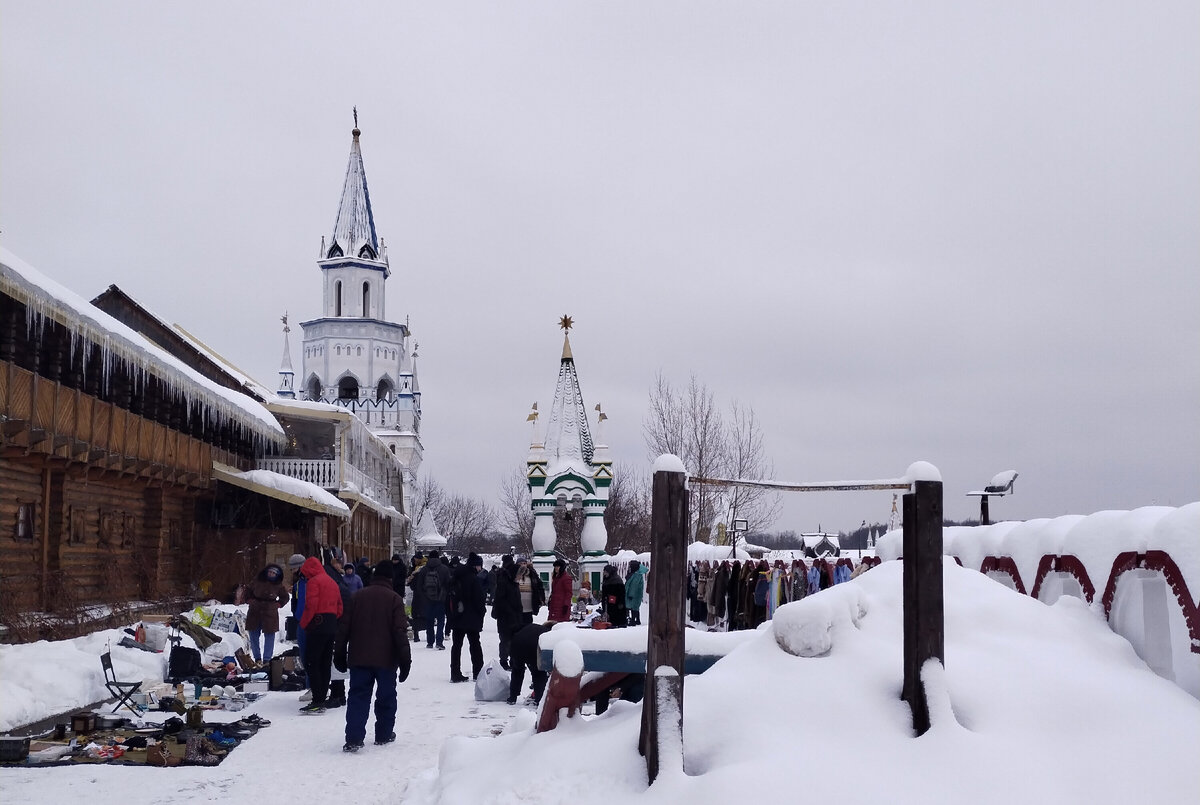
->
[0,247,284,447]
[415,533,448,548]
[212,462,349,518]
[171,323,276,400]
[542,333,595,471]
[325,127,383,265]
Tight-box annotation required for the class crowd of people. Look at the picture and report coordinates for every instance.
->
[246,549,646,752]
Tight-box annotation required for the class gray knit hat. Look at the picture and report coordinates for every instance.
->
[287,553,305,570]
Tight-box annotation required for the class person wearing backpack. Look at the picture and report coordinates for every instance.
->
[415,550,452,650]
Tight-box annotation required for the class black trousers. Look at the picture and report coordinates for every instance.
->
[303,625,336,705]
[450,628,484,679]
[509,656,548,704]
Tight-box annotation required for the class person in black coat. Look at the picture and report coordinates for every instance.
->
[600,564,627,628]
[507,620,555,705]
[490,555,521,670]
[447,553,487,682]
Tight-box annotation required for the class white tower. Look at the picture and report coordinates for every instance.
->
[299,115,423,504]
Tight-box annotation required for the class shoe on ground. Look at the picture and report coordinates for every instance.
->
[374,732,396,745]
[298,690,313,702]
[343,741,364,753]
[437,644,446,650]
[299,703,326,714]
[426,644,435,649]
[450,674,469,683]
[505,697,517,705]
[326,696,347,708]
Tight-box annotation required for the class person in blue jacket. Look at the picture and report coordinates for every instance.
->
[624,560,647,626]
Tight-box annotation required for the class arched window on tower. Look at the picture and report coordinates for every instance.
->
[338,376,360,401]
[334,281,343,317]
[336,346,341,356]
[356,346,362,356]
[362,282,371,317]
[377,378,394,402]
[305,376,322,401]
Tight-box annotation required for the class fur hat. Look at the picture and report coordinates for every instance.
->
[372,560,394,580]
[468,553,483,568]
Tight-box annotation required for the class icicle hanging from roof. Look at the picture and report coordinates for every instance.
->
[1,247,285,451]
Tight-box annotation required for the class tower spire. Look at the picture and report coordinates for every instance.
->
[324,112,381,266]
[277,312,296,398]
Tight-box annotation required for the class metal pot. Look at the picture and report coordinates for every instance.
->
[95,714,126,730]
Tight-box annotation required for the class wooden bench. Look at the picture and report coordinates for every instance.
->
[533,627,754,733]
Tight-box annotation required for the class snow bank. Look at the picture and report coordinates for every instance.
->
[772,582,868,657]
[431,560,1200,804]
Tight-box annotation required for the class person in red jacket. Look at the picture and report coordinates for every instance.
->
[299,555,343,713]
[547,559,573,622]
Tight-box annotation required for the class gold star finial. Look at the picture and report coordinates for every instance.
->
[559,315,574,331]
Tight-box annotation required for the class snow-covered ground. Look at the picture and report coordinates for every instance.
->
[3,560,1198,804]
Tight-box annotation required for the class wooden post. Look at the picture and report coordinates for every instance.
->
[901,480,944,735]
[640,466,688,783]
[980,494,990,526]
[535,667,581,734]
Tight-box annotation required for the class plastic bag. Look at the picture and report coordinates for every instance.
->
[473,659,511,702]
[189,606,213,627]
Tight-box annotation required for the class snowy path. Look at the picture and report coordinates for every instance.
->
[0,620,520,805]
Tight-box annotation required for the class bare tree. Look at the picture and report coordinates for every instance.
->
[604,463,652,553]
[434,494,495,555]
[407,475,444,533]
[496,466,534,554]
[721,401,782,533]
[643,372,728,541]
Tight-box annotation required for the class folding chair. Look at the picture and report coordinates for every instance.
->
[100,651,143,715]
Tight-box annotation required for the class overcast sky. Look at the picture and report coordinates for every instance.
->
[3,2,1197,534]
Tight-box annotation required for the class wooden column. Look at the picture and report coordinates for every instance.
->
[640,466,688,783]
[901,479,944,735]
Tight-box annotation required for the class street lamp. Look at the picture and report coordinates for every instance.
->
[966,470,1018,526]
[729,518,748,559]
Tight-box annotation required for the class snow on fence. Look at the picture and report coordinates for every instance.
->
[876,502,1200,698]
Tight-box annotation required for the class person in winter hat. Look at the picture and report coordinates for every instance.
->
[624,559,648,626]
[334,560,412,752]
[321,546,354,708]
[547,559,573,623]
[415,550,452,650]
[343,563,364,594]
[490,555,520,670]
[245,563,289,662]
[299,555,344,713]
[600,564,627,628]
[515,557,546,626]
[447,553,487,682]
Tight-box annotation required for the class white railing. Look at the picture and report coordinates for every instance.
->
[257,457,339,489]
[257,456,394,509]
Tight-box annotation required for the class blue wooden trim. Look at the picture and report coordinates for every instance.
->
[539,648,723,674]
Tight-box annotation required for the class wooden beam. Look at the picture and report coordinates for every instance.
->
[901,480,944,736]
[641,465,688,784]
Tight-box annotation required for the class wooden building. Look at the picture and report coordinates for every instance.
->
[0,250,403,642]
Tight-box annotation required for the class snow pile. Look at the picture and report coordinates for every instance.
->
[772,582,868,657]
[224,466,350,514]
[423,560,1200,804]
[552,640,584,677]
[0,609,248,732]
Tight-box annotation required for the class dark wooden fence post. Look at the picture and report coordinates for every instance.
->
[640,465,688,783]
[902,479,943,735]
